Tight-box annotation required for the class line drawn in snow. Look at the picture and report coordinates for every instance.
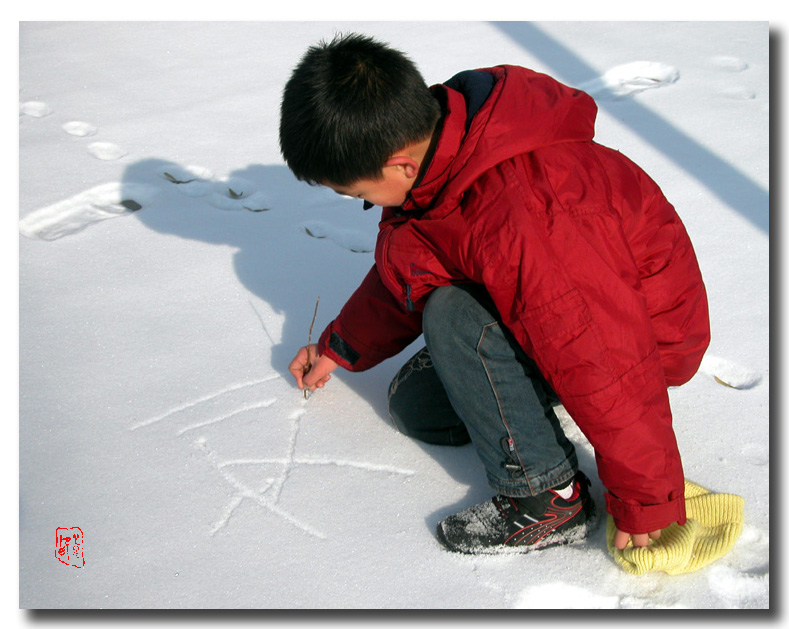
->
[130,370,414,538]
[175,398,278,436]
[128,374,282,431]
[248,300,278,346]
[195,430,327,539]
[579,61,679,100]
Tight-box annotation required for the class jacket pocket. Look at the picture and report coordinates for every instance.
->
[523,289,591,344]
[521,288,614,397]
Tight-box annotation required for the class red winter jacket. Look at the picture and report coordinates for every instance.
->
[317,65,710,534]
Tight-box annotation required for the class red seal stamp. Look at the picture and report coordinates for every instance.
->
[56,527,84,568]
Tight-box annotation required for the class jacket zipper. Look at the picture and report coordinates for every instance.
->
[378,221,417,313]
[405,284,415,312]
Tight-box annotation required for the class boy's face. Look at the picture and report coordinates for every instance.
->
[325,162,415,208]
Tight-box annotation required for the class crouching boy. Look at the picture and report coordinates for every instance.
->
[280,33,710,554]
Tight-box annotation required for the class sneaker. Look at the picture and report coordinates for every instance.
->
[435,471,597,554]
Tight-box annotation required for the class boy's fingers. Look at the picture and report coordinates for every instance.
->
[302,353,340,391]
[289,347,339,392]
[631,533,650,547]
[315,374,332,389]
[613,529,630,549]
[287,364,304,389]
[613,528,662,549]
[288,346,312,388]
[303,360,332,389]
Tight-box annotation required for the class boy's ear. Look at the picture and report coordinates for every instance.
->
[385,155,420,179]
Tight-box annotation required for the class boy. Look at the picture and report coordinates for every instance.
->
[280,33,710,554]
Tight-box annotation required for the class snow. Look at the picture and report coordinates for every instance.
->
[16,18,772,611]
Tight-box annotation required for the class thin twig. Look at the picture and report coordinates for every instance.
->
[303,296,320,399]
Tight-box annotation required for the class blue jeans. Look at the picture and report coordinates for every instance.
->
[388,284,578,497]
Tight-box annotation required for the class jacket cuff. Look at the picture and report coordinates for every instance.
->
[317,324,359,370]
[605,490,687,534]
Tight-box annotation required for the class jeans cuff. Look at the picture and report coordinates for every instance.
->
[486,456,578,497]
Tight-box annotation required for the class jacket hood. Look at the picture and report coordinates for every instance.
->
[406,65,598,213]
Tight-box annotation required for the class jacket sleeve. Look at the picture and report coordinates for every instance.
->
[317,264,424,372]
[628,165,711,387]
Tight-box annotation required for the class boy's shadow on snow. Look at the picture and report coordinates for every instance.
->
[126,157,361,382]
[124,157,600,536]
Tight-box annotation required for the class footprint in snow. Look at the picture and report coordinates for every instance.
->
[209,189,271,212]
[708,55,755,100]
[160,165,215,197]
[159,167,271,212]
[698,354,761,389]
[19,182,159,241]
[62,121,98,137]
[707,563,769,607]
[709,55,749,72]
[719,87,756,101]
[300,219,374,254]
[579,61,679,100]
[87,141,128,161]
[739,443,768,467]
[24,106,126,156]
[208,176,271,212]
[20,101,53,117]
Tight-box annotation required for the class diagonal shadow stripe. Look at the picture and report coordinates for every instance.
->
[492,22,769,234]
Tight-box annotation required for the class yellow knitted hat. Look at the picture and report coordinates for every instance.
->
[606,480,745,575]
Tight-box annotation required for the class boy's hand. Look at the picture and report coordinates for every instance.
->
[288,344,338,392]
[613,527,662,550]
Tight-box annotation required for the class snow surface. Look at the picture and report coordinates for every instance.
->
[18,20,770,610]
